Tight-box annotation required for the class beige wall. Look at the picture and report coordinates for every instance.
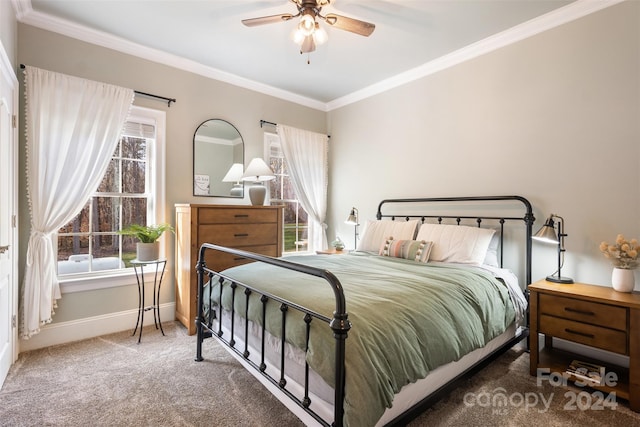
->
[327,1,640,286]
[17,24,326,324]
[0,0,17,66]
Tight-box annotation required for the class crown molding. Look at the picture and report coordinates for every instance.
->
[16,0,624,113]
[326,0,626,111]
[16,3,328,112]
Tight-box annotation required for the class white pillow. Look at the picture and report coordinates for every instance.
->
[483,232,500,267]
[356,219,419,252]
[415,224,495,265]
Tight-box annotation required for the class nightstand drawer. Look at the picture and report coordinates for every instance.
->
[539,293,627,331]
[539,313,628,354]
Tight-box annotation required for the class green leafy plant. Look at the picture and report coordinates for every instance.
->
[117,223,174,243]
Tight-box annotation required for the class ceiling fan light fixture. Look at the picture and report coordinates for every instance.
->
[300,35,316,53]
[298,13,315,36]
[313,23,328,45]
[292,27,306,45]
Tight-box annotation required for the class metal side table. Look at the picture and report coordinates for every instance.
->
[131,259,167,343]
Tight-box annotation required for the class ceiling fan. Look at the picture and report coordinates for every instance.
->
[242,0,375,54]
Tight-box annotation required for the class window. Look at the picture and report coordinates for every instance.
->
[57,106,166,282]
[265,132,309,254]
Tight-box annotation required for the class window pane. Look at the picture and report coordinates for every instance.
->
[269,157,283,175]
[57,235,89,262]
[94,196,120,232]
[122,197,147,227]
[269,177,281,200]
[59,203,90,234]
[121,235,137,265]
[121,136,146,160]
[93,234,119,258]
[122,159,146,193]
[297,203,308,225]
[282,175,296,200]
[97,158,120,193]
[295,226,309,252]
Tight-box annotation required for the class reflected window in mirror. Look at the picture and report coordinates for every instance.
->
[193,119,244,197]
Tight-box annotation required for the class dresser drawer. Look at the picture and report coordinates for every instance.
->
[198,207,277,224]
[199,224,277,247]
[539,293,627,331]
[202,244,279,271]
[539,313,628,354]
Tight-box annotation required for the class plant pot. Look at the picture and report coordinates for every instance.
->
[612,267,635,293]
[136,242,160,262]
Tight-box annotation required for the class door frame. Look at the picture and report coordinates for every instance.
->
[0,40,19,387]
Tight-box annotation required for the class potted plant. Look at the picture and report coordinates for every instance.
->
[118,223,174,261]
[600,234,639,292]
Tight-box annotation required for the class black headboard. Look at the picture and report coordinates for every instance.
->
[376,195,535,287]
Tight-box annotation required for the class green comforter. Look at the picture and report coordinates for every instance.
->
[210,252,516,427]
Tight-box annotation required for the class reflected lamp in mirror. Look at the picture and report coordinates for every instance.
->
[345,207,359,248]
[193,119,244,197]
[242,158,275,205]
[222,163,244,196]
[533,213,573,284]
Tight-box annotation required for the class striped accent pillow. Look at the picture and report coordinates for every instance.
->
[379,237,433,263]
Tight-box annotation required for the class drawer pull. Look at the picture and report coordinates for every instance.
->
[233,257,245,261]
[564,328,595,339]
[234,233,249,237]
[564,307,595,316]
[234,214,249,218]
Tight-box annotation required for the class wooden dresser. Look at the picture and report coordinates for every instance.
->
[174,204,283,334]
[529,279,640,411]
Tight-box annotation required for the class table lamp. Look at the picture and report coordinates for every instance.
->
[242,158,275,205]
[222,163,244,196]
[345,207,359,249]
[533,213,573,283]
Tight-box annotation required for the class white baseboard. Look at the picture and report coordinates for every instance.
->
[18,302,176,353]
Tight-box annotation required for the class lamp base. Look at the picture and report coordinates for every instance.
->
[248,185,266,206]
[546,275,574,284]
[229,183,243,197]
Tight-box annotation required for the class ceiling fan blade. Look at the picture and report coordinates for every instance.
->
[242,14,294,27]
[323,13,375,36]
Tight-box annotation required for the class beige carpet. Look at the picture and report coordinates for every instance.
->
[1,321,639,426]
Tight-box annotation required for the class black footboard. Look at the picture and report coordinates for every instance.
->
[194,243,350,427]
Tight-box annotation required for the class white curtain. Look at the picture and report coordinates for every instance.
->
[276,124,329,252]
[21,66,134,339]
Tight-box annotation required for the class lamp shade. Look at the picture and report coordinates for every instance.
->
[242,158,275,182]
[222,163,244,182]
[345,207,359,225]
[533,217,558,244]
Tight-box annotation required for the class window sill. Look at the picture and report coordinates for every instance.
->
[59,266,165,294]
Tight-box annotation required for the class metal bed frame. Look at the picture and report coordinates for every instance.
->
[195,195,535,427]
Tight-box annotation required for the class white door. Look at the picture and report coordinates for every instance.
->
[0,53,18,387]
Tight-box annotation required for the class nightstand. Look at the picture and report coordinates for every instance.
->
[529,279,640,411]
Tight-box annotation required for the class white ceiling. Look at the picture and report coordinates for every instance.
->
[16,0,616,110]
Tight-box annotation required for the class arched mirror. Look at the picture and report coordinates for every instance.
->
[193,119,244,197]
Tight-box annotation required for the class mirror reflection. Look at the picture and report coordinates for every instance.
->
[193,119,244,197]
